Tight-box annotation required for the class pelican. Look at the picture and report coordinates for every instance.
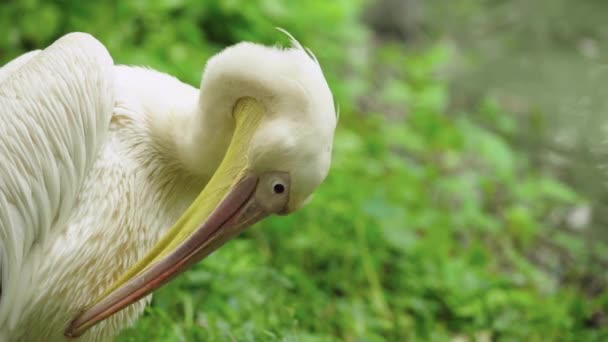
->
[0,32,336,341]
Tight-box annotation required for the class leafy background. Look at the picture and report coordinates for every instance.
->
[2,0,607,341]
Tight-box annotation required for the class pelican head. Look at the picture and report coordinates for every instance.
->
[66,35,336,337]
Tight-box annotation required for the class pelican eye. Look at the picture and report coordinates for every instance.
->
[273,183,285,194]
[259,172,290,214]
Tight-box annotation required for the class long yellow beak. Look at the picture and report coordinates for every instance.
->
[65,98,290,338]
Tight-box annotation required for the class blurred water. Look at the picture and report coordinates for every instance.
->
[368,0,608,241]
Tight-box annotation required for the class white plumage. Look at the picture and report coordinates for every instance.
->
[0,32,336,341]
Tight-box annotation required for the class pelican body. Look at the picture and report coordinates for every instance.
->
[0,33,336,341]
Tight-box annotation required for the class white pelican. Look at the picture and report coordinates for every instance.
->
[0,32,336,341]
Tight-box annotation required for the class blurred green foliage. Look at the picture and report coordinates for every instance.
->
[2,0,607,341]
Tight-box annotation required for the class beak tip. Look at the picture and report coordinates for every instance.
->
[64,325,78,339]
[64,311,88,339]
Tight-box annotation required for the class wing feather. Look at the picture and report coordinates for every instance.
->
[0,32,114,320]
[0,50,41,84]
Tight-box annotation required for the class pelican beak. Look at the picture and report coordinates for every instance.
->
[65,98,289,338]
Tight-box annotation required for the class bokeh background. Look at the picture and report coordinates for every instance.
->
[2,0,608,340]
